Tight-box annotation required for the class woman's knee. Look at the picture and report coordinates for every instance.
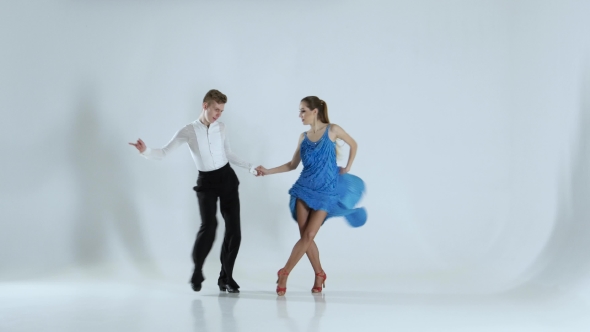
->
[302,230,317,242]
[298,225,306,236]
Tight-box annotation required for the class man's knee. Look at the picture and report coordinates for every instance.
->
[232,233,242,245]
[228,229,241,240]
[199,218,218,232]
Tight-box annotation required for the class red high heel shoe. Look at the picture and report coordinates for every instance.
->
[311,271,327,293]
[276,268,289,296]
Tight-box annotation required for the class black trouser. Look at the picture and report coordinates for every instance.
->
[191,163,241,288]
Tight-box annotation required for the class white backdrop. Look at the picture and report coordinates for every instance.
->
[2,0,590,294]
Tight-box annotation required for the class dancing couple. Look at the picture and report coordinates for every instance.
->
[130,89,367,295]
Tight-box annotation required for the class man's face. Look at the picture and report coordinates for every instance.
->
[203,101,225,124]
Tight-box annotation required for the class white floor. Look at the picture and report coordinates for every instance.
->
[2,278,590,332]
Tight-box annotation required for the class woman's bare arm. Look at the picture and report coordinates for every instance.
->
[331,124,357,174]
[256,133,304,176]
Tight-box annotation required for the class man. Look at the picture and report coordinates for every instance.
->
[129,89,257,293]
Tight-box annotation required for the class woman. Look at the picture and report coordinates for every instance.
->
[256,96,367,296]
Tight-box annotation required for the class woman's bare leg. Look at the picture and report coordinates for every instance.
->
[296,200,323,274]
[277,209,327,292]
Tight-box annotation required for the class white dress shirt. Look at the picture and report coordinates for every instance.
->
[141,120,256,174]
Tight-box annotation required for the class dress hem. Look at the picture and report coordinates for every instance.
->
[290,194,333,214]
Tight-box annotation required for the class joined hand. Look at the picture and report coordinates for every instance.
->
[256,165,269,176]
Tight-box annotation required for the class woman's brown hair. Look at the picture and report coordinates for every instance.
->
[301,96,329,123]
[302,96,343,157]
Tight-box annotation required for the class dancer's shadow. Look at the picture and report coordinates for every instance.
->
[307,294,327,332]
[276,293,327,332]
[191,299,209,332]
[69,87,159,275]
[192,294,239,332]
[276,296,299,332]
[514,61,590,289]
[218,293,239,332]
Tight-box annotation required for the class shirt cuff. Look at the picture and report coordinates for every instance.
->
[140,148,151,157]
[249,165,258,175]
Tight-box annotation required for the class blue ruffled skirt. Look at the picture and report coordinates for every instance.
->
[288,173,367,227]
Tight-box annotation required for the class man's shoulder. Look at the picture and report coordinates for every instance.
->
[182,122,195,131]
[176,123,197,137]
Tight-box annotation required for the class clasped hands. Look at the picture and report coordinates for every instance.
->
[254,166,269,176]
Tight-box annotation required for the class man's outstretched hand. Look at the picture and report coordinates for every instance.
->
[129,138,146,153]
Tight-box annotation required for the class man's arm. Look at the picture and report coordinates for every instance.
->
[224,135,257,174]
[130,125,189,160]
[222,124,257,174]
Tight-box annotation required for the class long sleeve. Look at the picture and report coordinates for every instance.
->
[222,125,255,173]
[141,125,190,160]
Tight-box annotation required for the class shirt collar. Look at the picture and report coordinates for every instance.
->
[194,119,219,129]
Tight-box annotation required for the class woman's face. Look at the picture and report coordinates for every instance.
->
[299,102,317,126]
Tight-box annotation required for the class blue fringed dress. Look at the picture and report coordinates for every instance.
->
[288,125,367,227]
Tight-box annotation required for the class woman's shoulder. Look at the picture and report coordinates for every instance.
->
[328,123,342,132]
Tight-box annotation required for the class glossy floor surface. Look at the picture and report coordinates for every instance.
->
[2,279,590,332]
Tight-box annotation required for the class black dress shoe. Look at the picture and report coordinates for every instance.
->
[218,281,240,293]
[190,270,204,292]
[191,281,202,292]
